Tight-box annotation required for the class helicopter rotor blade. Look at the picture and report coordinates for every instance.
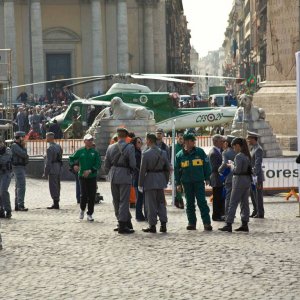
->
[131,74,195,84]
[64,75,114,88]
[7,75,112,90]
[144,73,245,80]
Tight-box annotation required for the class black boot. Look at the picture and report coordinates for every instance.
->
[186,224,196,230]
[127,220,133,230]
[204,224,213,231]
[47,201,59,209]
[0,209,5,218]
[113,224,119,232]
[18,207,28,212]
[179,199,185,209]
[160,222,167,233]
[142,225,157,233]
[5,211,12,219]
[235,222,249,232]
[118,222,134,234]
[218,223,232,232]
[250,211,257,218]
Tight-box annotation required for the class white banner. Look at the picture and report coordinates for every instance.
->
[263,157,298,189]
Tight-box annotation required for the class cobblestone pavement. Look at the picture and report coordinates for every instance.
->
[0,178,300,300]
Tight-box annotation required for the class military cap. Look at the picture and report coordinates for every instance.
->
[246,131,260,138]
[146,133,157,142]
[183,133,196,141]
[116,127,129,135]
[83,133,94,141]
[46,132,55,137]
[156,128,164,134]
[14,131,26,138]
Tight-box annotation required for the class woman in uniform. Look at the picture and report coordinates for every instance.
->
[219,137,252,233]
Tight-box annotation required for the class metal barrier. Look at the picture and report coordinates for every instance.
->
[164,136,213,147]
[26,139,84,156]
[25,136,213,156]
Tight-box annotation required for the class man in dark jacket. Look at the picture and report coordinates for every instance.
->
[48,120,63,139]
[156,128,170,161]
[208,134,225,221]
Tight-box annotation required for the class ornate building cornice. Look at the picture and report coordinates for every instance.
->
[136,0,159,7]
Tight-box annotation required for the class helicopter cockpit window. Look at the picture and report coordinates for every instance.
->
[215,97,223,107]
[72,105,81,117]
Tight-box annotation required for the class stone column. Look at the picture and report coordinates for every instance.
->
[117,0,129,73]
[31,0,45,97]
[253,0,300,150]
[91,0,104,94]
[3,0,18,100]
[143,1,156,90]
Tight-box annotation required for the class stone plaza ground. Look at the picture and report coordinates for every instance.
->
[0,178,300,300]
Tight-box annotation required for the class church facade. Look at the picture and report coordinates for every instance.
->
[0,0,191,99]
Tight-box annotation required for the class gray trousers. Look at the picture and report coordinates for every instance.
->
[49,174,61,202]
[111,183,131,222]
[224,183,232,218]
[144,189,168,226]
[13,166,26,207]
[226,187,250,224]
[250,182,264,217]
[0,172,12,213]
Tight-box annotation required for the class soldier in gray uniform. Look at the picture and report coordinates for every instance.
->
[139,133,170,233]
[104,128,136,234]
[0,137,13,219]
[218,135,236,218]
[219,138,252,232]
[247,131,265,218]
[43,132,63,209]
[11,131,29,211]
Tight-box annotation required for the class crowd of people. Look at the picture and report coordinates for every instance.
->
[0,126,265,249]
[12,104,66,140]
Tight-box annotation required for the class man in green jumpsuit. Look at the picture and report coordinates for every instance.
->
[174,133,212,231]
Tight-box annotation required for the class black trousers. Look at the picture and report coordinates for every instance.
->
[79,177,97,216]
[212,186,224,219]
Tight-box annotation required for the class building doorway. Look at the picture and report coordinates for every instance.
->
[46,53,72,103]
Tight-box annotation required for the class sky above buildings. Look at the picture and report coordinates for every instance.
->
[182,0,233,58]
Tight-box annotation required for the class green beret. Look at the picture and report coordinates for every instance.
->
[183,133,196,141]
